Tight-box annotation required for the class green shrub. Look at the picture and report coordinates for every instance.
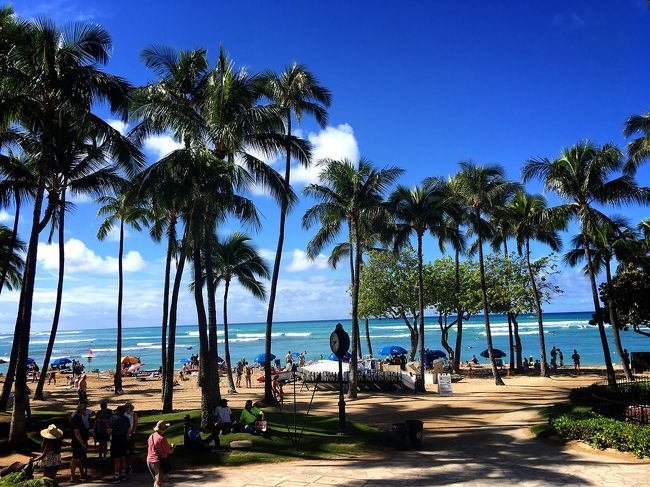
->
[0,472,56,486]
[551,411,650,458]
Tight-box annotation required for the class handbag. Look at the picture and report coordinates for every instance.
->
[151,434,172,473]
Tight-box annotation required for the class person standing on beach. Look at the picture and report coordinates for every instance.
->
[78,374,88,403]
[245,362,252,388]
[558,348,564,367]
[285,351,292,365]
[572,349,581,374]
[235,361,243,388]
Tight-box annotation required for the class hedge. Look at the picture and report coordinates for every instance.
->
[0,472,56,486]
[551,410,650,458]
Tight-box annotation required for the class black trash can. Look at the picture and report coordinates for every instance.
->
[405,419,424,448]
[390,422,409,450]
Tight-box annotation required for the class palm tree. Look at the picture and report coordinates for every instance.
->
[303,158,402,398]
[96,188,150,393]
[0,225,24,290]
[1,15,142,444]
[261,64,331,403]
[564,218,636,380]
[388,179,456,388]
[212,232,269,393]
[453,162,520,386]
[624,111,650,173]
[504,191,564,377]
[523,141,649,386]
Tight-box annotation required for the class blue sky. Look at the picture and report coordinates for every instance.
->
[1,1,649,331]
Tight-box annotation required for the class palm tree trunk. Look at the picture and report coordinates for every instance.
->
[503,243,515,371]
[163,243,187,412]
[0,195,20,295]
[348,220,362,399]
[203,228,220,405]
[605,258,633,381]
[476,211,504,386]
[193,245,213,428]
[264,112,292,405]
[35,187,67,400]
[513,317,523,371]
[416,232,426,391]
[525,239,549,377]
[349,224,362,359]
[453,248,463,373]
[223,279,237,393]
[0,283,25,411]
[364,316,373,357]
[160,218,176,394]
[10,176,46,444]
[583,243,616,386]
[114,219,125,394]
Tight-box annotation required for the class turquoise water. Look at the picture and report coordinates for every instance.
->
[1,311,648,372]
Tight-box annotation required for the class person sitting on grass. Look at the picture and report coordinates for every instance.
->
[214,398,233,435]
[239,400,266,436]
[187,418,223,452]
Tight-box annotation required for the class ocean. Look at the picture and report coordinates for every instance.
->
[1,311,648,373]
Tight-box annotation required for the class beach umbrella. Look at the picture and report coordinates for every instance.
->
[179,358,191,364]
[254,353,276,364]
[291,351,301,358]
[121,355,140,365]
[217,356,224,365]
[480,349,506,359]
[51,357,71,366]
[26,357,35,365]
[379,345,408,356]
[328,352,352,362]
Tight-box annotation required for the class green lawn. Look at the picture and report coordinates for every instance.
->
[1,408,389,469]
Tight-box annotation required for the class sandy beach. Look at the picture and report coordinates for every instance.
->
[2,367,649,485]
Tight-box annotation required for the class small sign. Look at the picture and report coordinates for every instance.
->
[438,373,452,396]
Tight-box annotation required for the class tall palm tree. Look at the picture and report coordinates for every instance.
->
[523,141,648,385]
[453,162,520,386]
[96,188,150,393]
[261,64,331,403]
[303,158,402,398]
[389,178,456,387]
[564,218,636,380]
[504,191,563,377]
[0,225,24,290]
[1,15,142,444]
[212,232,269,393]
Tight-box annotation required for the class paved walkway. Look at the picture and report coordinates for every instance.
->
[80,403,650,486]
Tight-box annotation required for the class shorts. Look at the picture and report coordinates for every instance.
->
[147,461,168,484]
[71,441,85,460]
[43,465,60,475]
[94,432,109,443]
[111,436,128,459]
[126,436,135,455]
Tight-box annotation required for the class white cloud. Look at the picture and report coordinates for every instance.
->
[108,119,129,136]
[286,249,329,272]
[0,210,13,223]
[143,135,183,160]
[37,238,146,274]
[292,124,360,186]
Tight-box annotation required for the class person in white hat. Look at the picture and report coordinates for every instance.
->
[147,420,176,486]
[35,424,63,482]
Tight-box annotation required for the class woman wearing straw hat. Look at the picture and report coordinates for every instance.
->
[147,420,176,487]
[35,424,63,482]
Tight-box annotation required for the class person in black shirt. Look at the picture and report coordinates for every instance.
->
[70,403,90,482]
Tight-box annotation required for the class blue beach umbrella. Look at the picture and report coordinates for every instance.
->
[51,357,71,366]
[26,357,35,365]
[254,353,276,364]
[480,349,506,359]
[328,352,352,362]
[429,350,447,359]
[179,358,191,363]
[379,345,408,356]
[291,351,301,358]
